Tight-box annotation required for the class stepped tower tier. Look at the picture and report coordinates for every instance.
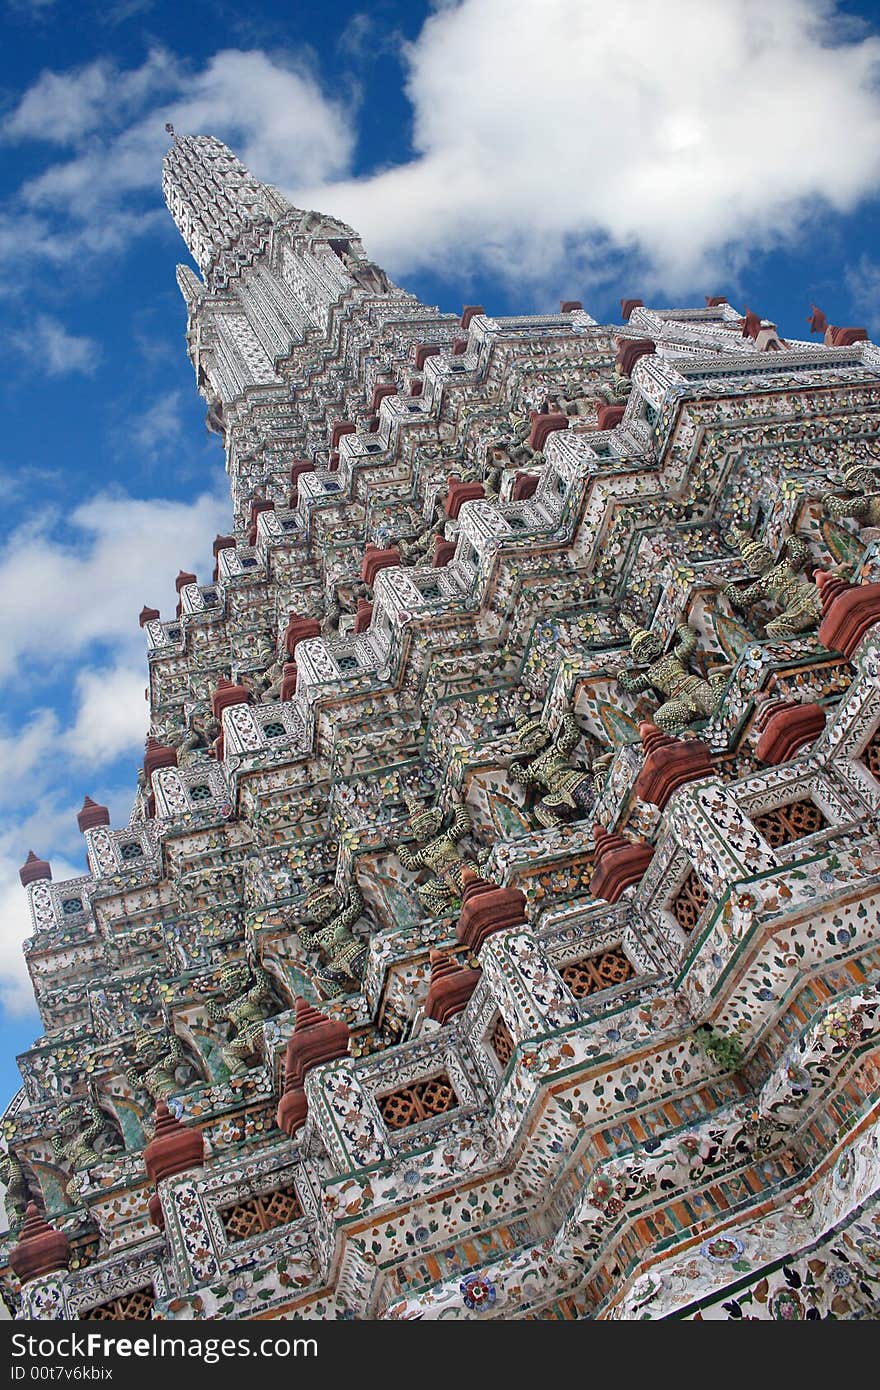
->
[162,133,443,528]
[2,131,880,1323]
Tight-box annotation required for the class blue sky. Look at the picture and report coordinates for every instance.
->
[0,0,879,1112]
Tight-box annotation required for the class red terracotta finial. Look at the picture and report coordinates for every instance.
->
[639,721,667,757]
[596,403,626,431]
[429,949,459,983]
[360,543,401,586]
[807,304,829,335]
[425,950,481,1025]
[212,676,252,720]
[143,737,177,780]
[615,338,655,378]
[175,570,197,593]
[815,569,880,659]
[292,995,329,1033]
[283,614,321,659]
[280,662,298,701]
[444,477,485,519]
[139,605,160,627]
[755,701,826,764]
[19,851,51,887]
[432,533,456,568]
[354,598,373,633]
[456,875,527,955]
[590,822,654,903]
[9,1203,71,1285]
[276,998,351,1137]
[527,413,568,452]
[77,796,111,833]
[144,1101,204,1186]
[815,568,852,614]
[635,721,713,809]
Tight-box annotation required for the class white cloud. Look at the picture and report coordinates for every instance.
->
[131,388,184,458]
[66,663,149,765]
[0,486,231,683]
[11,313,101,376]
[1,5,879,298]
[1,50,176,146]
[290,0,880,294]
[0,711,59,801]
[7,48,353,220]
[0,47,354,287]
[845,254,880,335]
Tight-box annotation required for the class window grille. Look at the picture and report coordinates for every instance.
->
[377,1073,459,1130]
[560,945,635,999]
[120,842,144,861]
[83,1287,155,1320]
[189,784,212,802]
[262,722,286,739]
[751,797,827,848]
[219,1183,303,1242]
[671,870,710,934]
[490,1015,514,1068]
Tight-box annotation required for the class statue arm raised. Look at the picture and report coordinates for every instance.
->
[672,623,697,660]
[509,758,538,785]
[617,667,652,694]
[338,885,364,931]
[396,842,424,871]
[782,534,811,570]
[555,712,580,756]
[447,798,472,841]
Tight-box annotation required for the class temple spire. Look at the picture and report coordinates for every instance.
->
[162,134,290,281]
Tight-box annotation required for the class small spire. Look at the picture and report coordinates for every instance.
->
[19,851,51,887]
[164,122,175,136]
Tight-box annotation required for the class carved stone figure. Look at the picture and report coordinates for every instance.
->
[205,959,278,1074]
[489,416,538,471]
[322,579,370,638]
[51,1100,122,1175]
[242,631,281,698]
[394,793,482,916]
[823,464,880,536]
[594,371,633,408]
[394,499,446,564]
[508,711,597,828]
[722,529,822,638]
[617,615,727,734]
[297,882,368,998]
[124,1019,199,1101]
[0,1148,29,1231]
[177,709,221,768]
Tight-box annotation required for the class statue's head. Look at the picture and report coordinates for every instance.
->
[732,527,774,576]
[403,792,443,841]
[131,1020,160,1064]
[56,1102,80,1136]
[514,714,550,754]
[842,464,879,493]
[301,884,339,924]
[216,959,250,996]
[620,612,663,663]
